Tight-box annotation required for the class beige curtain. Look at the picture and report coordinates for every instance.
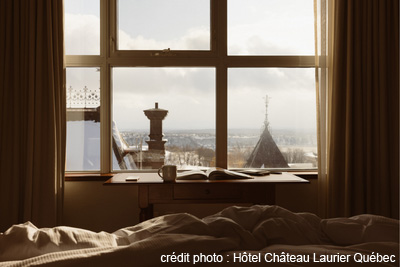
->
[0,0,65,231]
[317,0,399,219]
[315,0,330,219]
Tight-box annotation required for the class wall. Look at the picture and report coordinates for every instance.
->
[63,177,318,232]
[63,181,139,232]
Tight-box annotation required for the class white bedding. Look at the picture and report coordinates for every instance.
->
[0,205,398,266]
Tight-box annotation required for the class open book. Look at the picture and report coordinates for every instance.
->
[176,168,254,180]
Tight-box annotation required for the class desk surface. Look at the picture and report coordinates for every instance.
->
[104,172,309,185]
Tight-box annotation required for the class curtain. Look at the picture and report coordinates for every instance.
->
[0,0,65,231]
[317,0,399,219]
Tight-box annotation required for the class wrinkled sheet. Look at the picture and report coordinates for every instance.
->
[0,205,398,266]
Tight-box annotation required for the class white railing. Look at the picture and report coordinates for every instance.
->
[67,86,100,108]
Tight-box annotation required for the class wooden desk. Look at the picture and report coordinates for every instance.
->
[104,172,308,222]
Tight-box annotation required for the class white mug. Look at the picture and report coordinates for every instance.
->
[158,165,177,182]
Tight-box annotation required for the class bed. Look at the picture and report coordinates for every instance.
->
[0,205,398,266]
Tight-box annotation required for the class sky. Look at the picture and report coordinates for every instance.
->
[65,0,316,132]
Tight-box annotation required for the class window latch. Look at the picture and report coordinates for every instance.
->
[151,48,176,57]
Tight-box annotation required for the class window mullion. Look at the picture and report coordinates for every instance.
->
[215,0,228,168]
[225,56,315,68]
[100,64,111,173]
[101,0,111,173]
[216,66,227,168]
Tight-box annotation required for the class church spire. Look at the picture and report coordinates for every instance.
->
[264,95,270,130]
[245,94,288,168]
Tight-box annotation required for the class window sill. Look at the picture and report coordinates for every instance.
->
[64,171,317,182]
[65,173,113,182]
[291,171,318,180]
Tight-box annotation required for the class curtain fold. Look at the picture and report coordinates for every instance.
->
[0,0,65,231]
[315,0,331,219]
[318,0,399,219]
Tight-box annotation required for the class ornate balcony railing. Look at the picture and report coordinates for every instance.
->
[67,86,100,108]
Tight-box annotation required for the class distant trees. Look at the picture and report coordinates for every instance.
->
[282,148,306,163]
[282,148,317,167]
[228,143,253,168]
[165,145,215,167]
[196,147,215,167]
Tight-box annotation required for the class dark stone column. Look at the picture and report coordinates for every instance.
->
[143,103,168,168]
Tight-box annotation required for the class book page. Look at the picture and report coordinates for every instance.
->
[208,168,253,180]
[176,170,208,180]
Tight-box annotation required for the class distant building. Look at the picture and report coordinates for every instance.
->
[113,102,169,170]
[245,96,288,168]
[245,126,289,168]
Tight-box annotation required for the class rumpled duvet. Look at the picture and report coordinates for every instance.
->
[0,205,398,266]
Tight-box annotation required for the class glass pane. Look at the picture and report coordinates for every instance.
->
[112,67,215,171]
[228,0,314,55]
[64,0,100,55]
[118,0,210,50]
[228,68,317,169]
[66,68,101,171]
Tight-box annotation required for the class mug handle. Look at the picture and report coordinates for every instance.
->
[158,168,163,178]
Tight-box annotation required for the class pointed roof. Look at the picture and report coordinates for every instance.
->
[245,126,288,168]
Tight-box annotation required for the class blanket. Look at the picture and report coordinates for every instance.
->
[0,205,398,266]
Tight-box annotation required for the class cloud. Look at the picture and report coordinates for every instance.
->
[65,14,100,55]
[228,68,316,130]
[66,67,100,90]
[228,89,317,130]
[228,68,315,93]
[119,27,210,50]
[228,0,314,55]
[113,67,215,95]
[112,68,216,130]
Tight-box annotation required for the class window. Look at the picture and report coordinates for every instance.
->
[228,68,317,169]
[117,0,211,50]
[66,68,101,171]
[112,67,216,170]
[65,0,316,173]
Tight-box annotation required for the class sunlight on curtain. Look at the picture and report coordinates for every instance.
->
[314,0,333,218]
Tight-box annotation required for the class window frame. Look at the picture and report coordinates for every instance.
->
[109,0,218,58]
[65,0,316,174]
